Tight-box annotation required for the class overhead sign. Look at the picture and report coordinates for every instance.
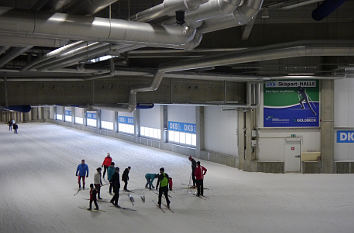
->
[264,80,319,127]
[168,121,196,134]
[118,116,134,125]
[337,130,354,143]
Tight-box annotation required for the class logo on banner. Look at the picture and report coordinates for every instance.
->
[168,121,196,134]
[118,116,134,125]
[337,131,354,143]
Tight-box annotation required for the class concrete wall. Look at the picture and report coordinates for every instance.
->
[204,106,238,156]
[139,106,161,129]
[168,105,196,123]
[334,78,354,161]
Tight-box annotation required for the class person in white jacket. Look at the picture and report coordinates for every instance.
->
[94,167,103,199]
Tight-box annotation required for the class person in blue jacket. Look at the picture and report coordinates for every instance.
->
[145,173,158,190]
[76,159,89,190]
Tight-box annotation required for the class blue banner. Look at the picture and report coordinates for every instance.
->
[65,110,72,116]
[118,116,134,125]
[86,112,96,119]
[337,130,354,143]
[168,121,196,134]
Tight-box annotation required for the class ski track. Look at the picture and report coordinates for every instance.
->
[1,122,354,233]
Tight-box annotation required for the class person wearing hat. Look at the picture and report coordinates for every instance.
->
[101,153,112,179]
[188,156,197,188]
[110,167,121,207]
[156,167,171,209]
[94,167,103,199]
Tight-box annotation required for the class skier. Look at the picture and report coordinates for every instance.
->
[94,167,103,199]
[101,153,112,179]
[297,86,316,116]
[88,184,99,211]
[145,173,158,190]
[8,120,13,131]
[13,123,18,134]
[107,162,115,195]
[188,156,197,188]
[122,166,131,191]
[75,159,89,190]
[110,167,120,207]
[194,161,207,197]
[156,167,170,209]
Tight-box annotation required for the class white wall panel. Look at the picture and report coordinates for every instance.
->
[204,106,237,156]
[168,106,196,123]
[56,106,63,114]
[101,109,115,122]
[75,107,85,118]
[49,106,54,119]
[140,106,161,129]
[334,79,354,127]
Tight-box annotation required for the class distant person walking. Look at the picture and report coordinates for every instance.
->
[8,120,13,131]
[188,156,197,188]
[145,173,158,190]
[107,162,115,194]
[101,153,112,179]
[194,161,207,197]
[122,166,131,191]
[110,167,120,207]
[76,160,89,189]
[13,123,18,134]
[88,184,99,210]
[94,167,103,199]
[156,167,170,209]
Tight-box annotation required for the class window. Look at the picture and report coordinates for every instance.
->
[87,112,97,127]
[167,121,196,147]
[75,117,83,125]
[118,116,134,134]
[101,121,114,130]
[56,114,63,120]
[64,110,72,122]
[140,126,161,139]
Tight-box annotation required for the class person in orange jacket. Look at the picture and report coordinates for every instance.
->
[102,153,112,179]
[194,161,207,197]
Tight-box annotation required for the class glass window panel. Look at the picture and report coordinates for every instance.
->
[56,114,63,120]
[101,121,113,130]
[65,115,72,122]
[75,117,83,124]
[192,134,196,146]
[186,133,192,145]
[180,132,186,144]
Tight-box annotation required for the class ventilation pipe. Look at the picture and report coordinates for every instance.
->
[0,7,197,49]
[68,0,120,15]
[0,46,32,68]
[133,0,208,22]
[312,0,347,21]
[199,0,264,33]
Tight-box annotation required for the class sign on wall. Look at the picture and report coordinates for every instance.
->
[337,130,354,143]
[65,110,72,116]
[118,116,134,125]
[168,121,196,134]
[264,80,319,127]
[86,112,96,119]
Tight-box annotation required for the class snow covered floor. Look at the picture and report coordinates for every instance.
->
[1,123,354,233]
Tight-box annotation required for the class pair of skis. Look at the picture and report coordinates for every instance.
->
[152,200,174,213]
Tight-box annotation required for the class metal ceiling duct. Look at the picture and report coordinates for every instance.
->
[199,0,264,33]
[0,7,197,49]
[0,46,10,56]
[67,0,120,15]
[133,0,208,22]
[0,46,32,68]
[23,40,87,71]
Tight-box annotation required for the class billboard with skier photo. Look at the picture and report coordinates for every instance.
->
[264,80,319,127]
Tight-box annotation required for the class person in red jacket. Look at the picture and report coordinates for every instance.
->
[194,161,207,197]
[102,153,112,179]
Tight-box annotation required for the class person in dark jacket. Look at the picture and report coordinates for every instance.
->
[189,156,197,188]
[122,166,131,191]
[76,159,89,189]
[13,123,18,134]
[156,167,170,209]
[8,120,13,131]
[194,161,207,197]
[110,167,120,207]
[88,184,99,210]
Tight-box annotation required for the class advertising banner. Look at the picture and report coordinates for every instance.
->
[118,116,134,125]
[264,80,319,127]
[337,130,354,143]
[168,121,196,134]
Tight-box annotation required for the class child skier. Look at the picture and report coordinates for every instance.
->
[145,173,158,190]
[88,184,99,210]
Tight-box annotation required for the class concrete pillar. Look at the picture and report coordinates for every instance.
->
[196,106,205,157]
[83,109,87,126]
[161,105,168,143]
[134,110,140,137]
[114,111,119,132]
[320,80,334,173]
[238,109,257,172]
[71,107,75,126]
[96,109,101,129]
